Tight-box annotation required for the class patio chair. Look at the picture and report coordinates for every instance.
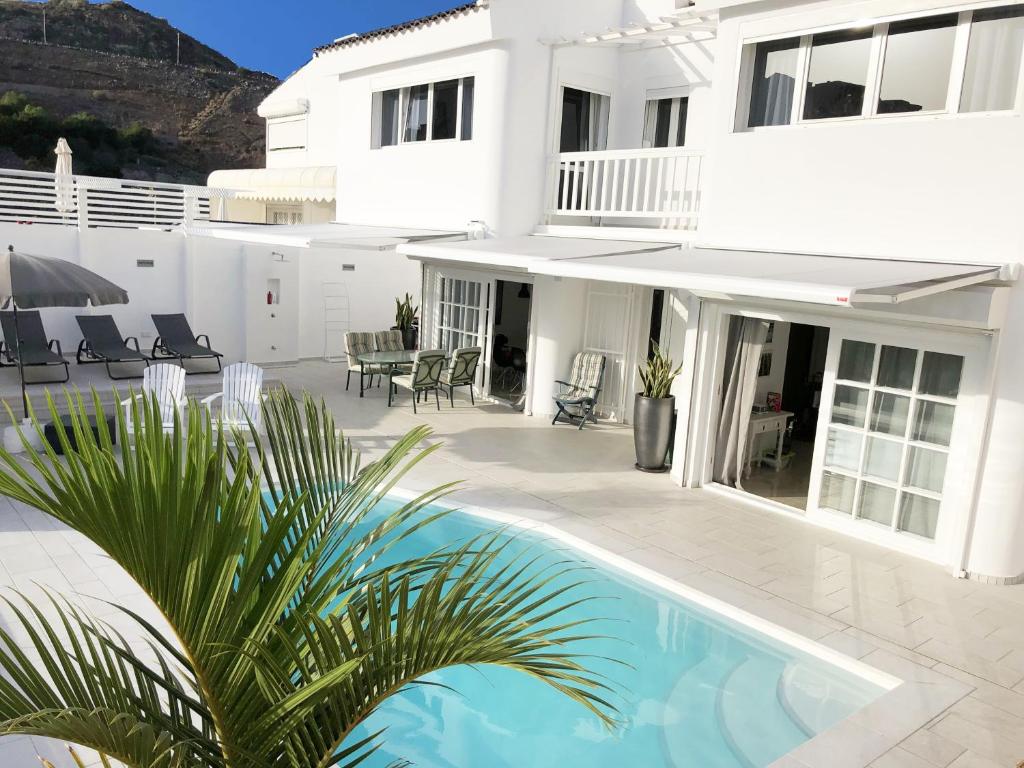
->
[439,346,481,406]
[0,311,69,383]
[75,314,149,380]
[120,363,187,437]
[375,329,412,373]
[150,313,223,373]
[388,349,446,413]
[552,352,606,430]
[345,331,383,392]
[201,362,266,438]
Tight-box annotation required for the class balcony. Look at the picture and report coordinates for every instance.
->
[545,147,703,231]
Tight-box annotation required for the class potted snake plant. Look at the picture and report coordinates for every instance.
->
[634,344,683,472]
[393,292,419,350]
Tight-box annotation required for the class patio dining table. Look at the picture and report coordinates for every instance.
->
[356,349,418,397]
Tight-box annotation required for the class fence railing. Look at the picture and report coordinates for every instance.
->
[546,147,703,227]
[0,168,231,230]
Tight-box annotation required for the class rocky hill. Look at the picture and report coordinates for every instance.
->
[0,0,280,183]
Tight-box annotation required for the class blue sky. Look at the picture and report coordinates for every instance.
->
[34,0,462,78]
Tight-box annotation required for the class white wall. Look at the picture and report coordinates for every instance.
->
[702,0,1024,263]
[525,274,588,417]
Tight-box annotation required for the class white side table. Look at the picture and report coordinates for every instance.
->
[746,410,794,475]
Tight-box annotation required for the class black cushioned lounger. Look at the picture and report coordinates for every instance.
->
[76,314,150,380]
[150,313,223,373]
[0,310,69,383]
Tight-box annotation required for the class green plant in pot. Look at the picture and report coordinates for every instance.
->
[393,292,419,350]
[634,343,682,472]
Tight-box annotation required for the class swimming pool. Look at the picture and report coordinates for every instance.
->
[340,495,896,768]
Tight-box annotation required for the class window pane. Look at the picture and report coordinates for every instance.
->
[870,392,910,436]
[431,79,459,140]
[858,481,897,525]
[912,400,955,446]
[379,89,400,146]
[676,97,689,146]
[744,37,800,127]
[460,77,474,140]
[821,471,856,514]
[877,15,957,114]
[905,446,947,493]
[825,427,862,471]
[919,352,963,397]
[832,385,869,426]
[404,84,429,142]
[877,345,917,390]
[804,29,874,120]
[864,436,902,481]
[654,98,673,147]
[838,340,875,382]
[961,5,1024,112]
[898,493,940,538]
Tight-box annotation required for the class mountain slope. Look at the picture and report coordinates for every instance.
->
[0,0,280,182]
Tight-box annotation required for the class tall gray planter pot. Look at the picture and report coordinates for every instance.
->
[633,393,675,472]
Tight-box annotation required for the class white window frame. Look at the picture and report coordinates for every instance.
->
[734,1,1024,131]
[267,204,303,225]
[266,116,307,152]
[552,81,613,153]
[371,76,474,149]
[642,88,691,148]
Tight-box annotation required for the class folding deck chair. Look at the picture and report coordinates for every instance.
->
[552,352,606,430]
[0,310,69,383]
[150,313,223,373]
[76,314,149,380]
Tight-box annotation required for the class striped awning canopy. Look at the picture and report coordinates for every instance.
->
[206,166,336,203]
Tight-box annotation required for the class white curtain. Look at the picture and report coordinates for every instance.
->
[760,74,794,127]
[713,317,770,488]
[588,93,609,151]
[960,14,1024,112]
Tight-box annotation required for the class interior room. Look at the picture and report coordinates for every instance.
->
[713,317,830,510]
[490,279,532,403]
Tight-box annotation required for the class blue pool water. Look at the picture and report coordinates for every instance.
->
[338,498,888,768]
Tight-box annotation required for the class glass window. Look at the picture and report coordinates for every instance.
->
[431,79,459,140]
[870,392,910,436]
[743,37,800,128]
[403,84,429,142]
[961,5,1024,112]
[912,400,955,446]
[899,494,940,538]
[821,471,856,513]
[877,15,957,114]
[919,352,963,397]
[837,340,875,382]
[864,436,902,481]
[560,87,609,152]
[460,77,475,140]
[832,385,869,426]
[644,97,690,147]
[905,446,947,493]
[825,427,862,471]
[378,89,400,147]
[858,481,897,525]
[804,29,874,120]
[877,345,917,390]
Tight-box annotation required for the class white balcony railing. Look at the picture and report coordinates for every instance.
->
[546,147,703,227]
[0,168,233,230]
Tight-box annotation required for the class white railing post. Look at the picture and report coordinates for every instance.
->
[76,184,89,231]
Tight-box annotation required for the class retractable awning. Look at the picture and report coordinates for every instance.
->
[189,222,465,250]
[206,166,336,203]
[398,235,1014,307]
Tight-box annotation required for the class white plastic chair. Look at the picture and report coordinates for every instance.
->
[120,363,187,437]
[201,362,266,437]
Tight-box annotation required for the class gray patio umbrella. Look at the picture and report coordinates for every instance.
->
[0,244,129,418]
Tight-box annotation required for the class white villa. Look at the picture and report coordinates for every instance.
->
[3,1,1024,766]
[188,0,1024,586]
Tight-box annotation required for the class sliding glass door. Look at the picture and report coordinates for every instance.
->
[429,271,495,394]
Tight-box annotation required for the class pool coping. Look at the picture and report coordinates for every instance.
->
[389,487,975,768]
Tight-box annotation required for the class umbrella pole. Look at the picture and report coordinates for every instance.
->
[13,305,27,420]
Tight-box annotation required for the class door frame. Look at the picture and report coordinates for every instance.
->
[685,300,993,566]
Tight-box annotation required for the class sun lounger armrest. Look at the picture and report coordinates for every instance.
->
[200,392,223,408]
[48,339,63,356]
[151,336,163,356]
[196,334,213,350]
[124,336,142,353]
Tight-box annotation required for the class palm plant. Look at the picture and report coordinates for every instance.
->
[0,389,615,767]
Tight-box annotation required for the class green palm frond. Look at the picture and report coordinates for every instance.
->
[0,386,618,767]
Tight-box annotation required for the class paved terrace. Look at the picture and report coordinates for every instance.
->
[0,360,1020,768]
